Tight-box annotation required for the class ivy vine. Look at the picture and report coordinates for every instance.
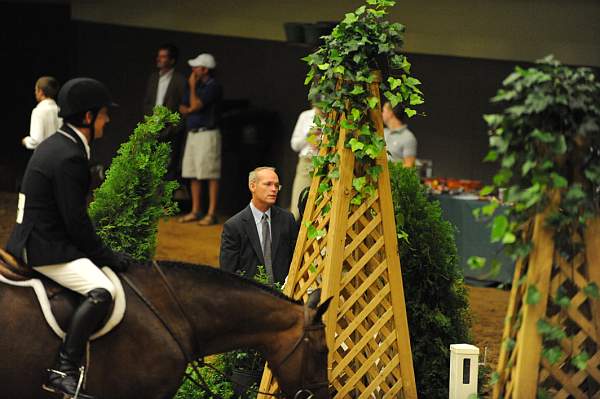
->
[302,0,423,233]
[475,56,600,382]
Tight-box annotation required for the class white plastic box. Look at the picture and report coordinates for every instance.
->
[449,343,479,399]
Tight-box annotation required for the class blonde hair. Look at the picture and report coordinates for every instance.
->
[248,166,276,185]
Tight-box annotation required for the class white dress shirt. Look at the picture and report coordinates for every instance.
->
[23,98,62,150]
[250,201,272,249]
[155,68,174,106]
[65,123,91,160]
[290,108,320,158]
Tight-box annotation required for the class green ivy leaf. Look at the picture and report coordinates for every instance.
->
[367,96,379,109]
[571,351,590,371]
[503,337,516,352]
[305,222,326,240]
[352,176,367,192]
[483,150,498,162]
[308,263,317,273]
[351,108,361,121]
[482,201,498,217]
[387,76,402,90]
[404,108,417,117]
[340,119,356,130]
[502,232,516,244]
[526,284,541,305]
[467,256,486,269]
[566,185,586,201]
[350,193,363,205]
[583,282,600,300]
[550,172,568,188]
[317,63,330,71]
[350,85,365,95]
[304,68,315,85]
[409,94,424,105]
[343,12,358,24]
[542,346,563,365]
[552,135,567,154]
[318,181,331,194]
[554,286,571,308]
[355,5,366,15]
[348,138,365,152]
[521,160,536,176]
[536,319,566,341]
[491,215,509,242]
[483,114,502,126]
[490,372,500,385]
[479,185,495,196]
[367,165,383,180]
[501,153,516,168]
[531,129,555,143]
[384,90,402,107]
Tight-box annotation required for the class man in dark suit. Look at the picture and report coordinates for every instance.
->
[220,167,299,285]
[6,78,131,399]
[143,43,186,180]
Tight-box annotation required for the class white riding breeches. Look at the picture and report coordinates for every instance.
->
[34,258,116,299]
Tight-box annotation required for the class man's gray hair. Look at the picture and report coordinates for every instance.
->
[248,166,276,185]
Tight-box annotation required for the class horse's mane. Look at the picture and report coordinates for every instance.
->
[156,260,302,305]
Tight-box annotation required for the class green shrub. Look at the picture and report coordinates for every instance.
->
[88,106,180,261]
[389,164,473,398]
[175,357,234,399]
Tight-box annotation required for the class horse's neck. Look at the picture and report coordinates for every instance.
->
[164,265,304,359]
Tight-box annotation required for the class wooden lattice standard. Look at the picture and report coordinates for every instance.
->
[258,76,417,398]
[493,212,600,398]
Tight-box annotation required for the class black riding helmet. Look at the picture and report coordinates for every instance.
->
[58,77,118,118]
[58,78,118,142]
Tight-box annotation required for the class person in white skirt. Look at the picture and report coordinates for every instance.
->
[290,104,324,220]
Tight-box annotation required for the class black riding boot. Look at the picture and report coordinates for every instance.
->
[43,288,112,399]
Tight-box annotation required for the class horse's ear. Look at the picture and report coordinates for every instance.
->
[307,288,322,309]
[314,296,333,323]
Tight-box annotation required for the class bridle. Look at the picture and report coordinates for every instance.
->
[121,261,330,399]
[269,322,330,399]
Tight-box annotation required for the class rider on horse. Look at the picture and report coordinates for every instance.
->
[6,78,133,399]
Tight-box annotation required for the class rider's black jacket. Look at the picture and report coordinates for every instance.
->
[6,125,118,268]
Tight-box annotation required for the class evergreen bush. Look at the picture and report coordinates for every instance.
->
[88,106,180,261]
[389,164,473,398]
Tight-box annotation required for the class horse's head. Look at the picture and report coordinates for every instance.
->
[272,289,332,399]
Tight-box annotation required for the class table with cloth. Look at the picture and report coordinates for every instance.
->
[433,194,514,286]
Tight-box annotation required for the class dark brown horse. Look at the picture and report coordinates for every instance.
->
[0,260,331,399]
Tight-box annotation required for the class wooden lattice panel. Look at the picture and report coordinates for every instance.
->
[493,216,600,398]
[258,76,417,398]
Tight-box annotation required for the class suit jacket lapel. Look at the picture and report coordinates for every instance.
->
[270,206,281,261]
[242,206,265,265]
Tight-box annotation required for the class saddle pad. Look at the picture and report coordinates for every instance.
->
[0,267,126,340]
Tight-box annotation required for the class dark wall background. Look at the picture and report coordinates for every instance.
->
[1,2,72,190]
[3,3,527,216]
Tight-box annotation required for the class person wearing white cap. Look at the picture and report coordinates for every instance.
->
[178,53,223,225]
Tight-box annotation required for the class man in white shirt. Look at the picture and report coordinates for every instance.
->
[290,105,323,219]
[22,76,61,150]
[142,43,186,180]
